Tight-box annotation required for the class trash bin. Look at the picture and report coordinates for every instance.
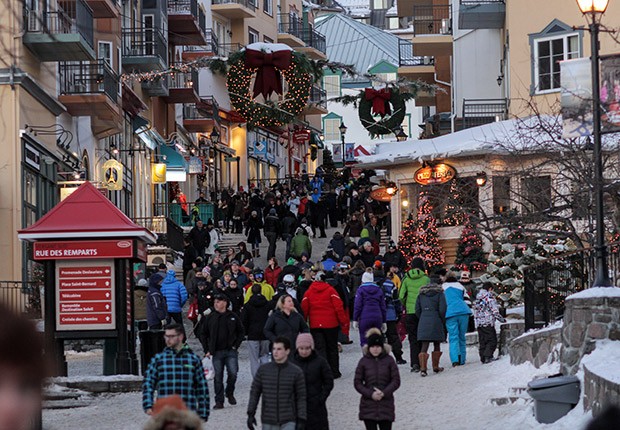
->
[139,330,165,375]
[527,374,580,424]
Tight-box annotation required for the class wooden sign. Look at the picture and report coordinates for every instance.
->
[414,163,457,185]
[370,187,393,202]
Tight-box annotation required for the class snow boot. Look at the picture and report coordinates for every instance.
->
[432,351,444,373]
[418,353,429,377]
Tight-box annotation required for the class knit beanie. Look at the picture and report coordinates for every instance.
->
[367,332,384,348]
[296,333,315,349]
[361,271,374,283]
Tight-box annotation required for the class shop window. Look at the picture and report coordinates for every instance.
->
[493,176,511,215]
[522,175,552,213]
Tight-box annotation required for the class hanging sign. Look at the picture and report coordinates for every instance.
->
[188,156,203,174]
[369,187,393,202]
[152,163,167,184]
[414,163,457,185]
[292,130,311,144]
[102,159,123,191]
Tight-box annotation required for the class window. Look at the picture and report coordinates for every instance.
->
[263,0,272,15]
[323,116,342,141]
[387,17,399,30]
[493,176,511,214]
[323,74,340,98]
[374,72,397,83]
[522,176,552,213]
[373,0,387,9]
[264,36,274,43]
[248,28,259,44]
[98,41,112,68]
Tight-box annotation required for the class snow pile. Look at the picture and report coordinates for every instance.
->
[567,287,620,300]
[581,340,620,384]
[513,320,563,342]
[50,375,143,384]
[245,42,293,53]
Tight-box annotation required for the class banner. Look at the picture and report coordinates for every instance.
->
[332,143,343,163]
[561,58,592,139]
[344,143,355,163]
[188,156,203,174]
[102,159,123,191]
[601,54,620,133]
[151,163,167,184]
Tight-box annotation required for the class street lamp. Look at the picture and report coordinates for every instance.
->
[475,171,487,187]
[395,127,408,142]
[210,128,220,144]
[209,129,219,200]
[577,0,612,287]
[339,121,347,167]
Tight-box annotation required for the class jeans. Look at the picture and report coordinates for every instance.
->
[363,420,392,430]
[247,340,270,378]
[405,313,420,367]
[311,327,340,376]
[212,349,239,404]
[262,423,296,430]
[265,232,278,260]
[446,314,470,365]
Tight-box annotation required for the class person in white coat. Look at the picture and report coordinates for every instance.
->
[288,191,300,217]
[205,219,219,264]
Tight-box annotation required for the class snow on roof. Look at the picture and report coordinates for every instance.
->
[581,340,620,384]
[566,286,620,300]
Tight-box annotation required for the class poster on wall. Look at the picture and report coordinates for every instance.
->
[560,58,592,139]
[601,54,620,133]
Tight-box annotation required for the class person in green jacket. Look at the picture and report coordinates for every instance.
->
[290,228,312,260]
[398,257,430,373]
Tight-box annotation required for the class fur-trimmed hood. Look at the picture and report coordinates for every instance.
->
[142,406,203,430]
[361,327,392,357]
[419,283,444,296]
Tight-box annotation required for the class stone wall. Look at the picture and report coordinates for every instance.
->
[561,296,620,375]
[509,326,562,368]
[499,321,525,356]
[584,364,620,416]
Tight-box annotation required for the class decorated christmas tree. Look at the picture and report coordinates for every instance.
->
[398,191,445,269]
[453,215,487,272]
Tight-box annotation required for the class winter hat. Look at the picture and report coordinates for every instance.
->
[269,208,277,215]
[145,395,202,430]
[373,260,383,269]
[137,279,148,287]
[167,269,176,277]
[296,333,315,349]
[149,273,165,285]
[460,271,471,282]
[361,271,374,283]
[410,257,426,271]
[388,241,397,249]
[366,328,384,348]
[287,257,297,266]
[315,271,326,281]
[283,274,295,283]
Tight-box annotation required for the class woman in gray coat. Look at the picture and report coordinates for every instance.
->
[415,281,447,377]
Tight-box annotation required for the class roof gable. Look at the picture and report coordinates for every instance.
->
[369,60,398,74]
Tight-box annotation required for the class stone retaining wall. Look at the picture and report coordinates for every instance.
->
[561,296,620,375]
[499,322,525,356]
[584,364,620,416]
[509,326,562,368]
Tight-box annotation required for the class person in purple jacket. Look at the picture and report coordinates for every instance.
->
[352,269,387,346]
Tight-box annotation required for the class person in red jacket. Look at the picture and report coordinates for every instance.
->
[301,272,350,379]
[264,257,282,289]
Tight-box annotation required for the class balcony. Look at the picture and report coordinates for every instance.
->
[182,29,219,61]
[277,13,305,48]
[297,26,326,60]
[23,0,95,62]
[397,39,435,83]
[411,4,453,57]
[396,0,429,17]
[84,0,119,18]
[304,85,327,115]
[459,0,505,30]
[142,77,169,97]
[162,66,199,104]
[167,0,207,45]
[183,97,220,132]
[219,42,242,57]
[461,98,508,130]
[212,0,256,19]
[121,29,167,73]
[58,60,121,122]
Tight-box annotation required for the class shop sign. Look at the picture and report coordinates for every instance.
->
[34,240,134,261]
[102,159,123,191]
[188,156,203,174]
[292,130,310,144]
[369,187,393,202]
[56,260,116,331]
[151,163,167,184]
[414,163,457,185]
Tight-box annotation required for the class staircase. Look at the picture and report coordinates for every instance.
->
[217,230,246,254]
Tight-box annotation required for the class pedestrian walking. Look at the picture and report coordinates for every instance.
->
[244,269,275,303]
[242,285,273,377]
[380,275,406,364]
[354,328,401,430]
[360,216,381,256]
[142,323,209,422]
[353,270,386,346]
[382,242,407,273]
[188,219,210,260]
[196,294,244,409]
[474,282,506,363]
[160,270,188,327]
[146,273,168,330]
[290,228,312,260]
[281,210,298,260]
[329,231,346,260]
[301,272,350,378]
[183,237,198,282]
[264,294,309,347]
[343,213,364,244]
[442,271,473,367]
[289,333,334,430]
[264,257,282,289]
[263,208,281,260]
[415,280,447,377]
[134,278,149,328]
[224,279,245,315]
[247,336,307,430]
[398,257,430,372]
[205,219,219,263]
[246,210,263,259]
[359,240,377,268]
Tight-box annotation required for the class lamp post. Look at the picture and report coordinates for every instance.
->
[339,121,347,168]
[395,127,408,142]
[210,129,219,200]
[577,0,612,287]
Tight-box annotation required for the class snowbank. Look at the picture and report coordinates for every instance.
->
[581,340,620,384]
[566,287,620,300]
[513,320,563,342]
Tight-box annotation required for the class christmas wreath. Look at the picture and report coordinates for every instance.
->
[359,87,406,137]
[226,43,313,128]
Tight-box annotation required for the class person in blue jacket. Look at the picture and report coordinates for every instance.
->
[161,269,189,328]
[442,271,473,366]
[380,275,406,365]
[146,273,168,329]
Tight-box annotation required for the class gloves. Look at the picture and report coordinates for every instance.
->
[351,321,358,330]
[247,415,257,430]
[296,420,307,430]
[381,323,387,333]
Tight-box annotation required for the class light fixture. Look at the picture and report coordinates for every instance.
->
[402,199,409,208]
[395,127,408,142]
[497,75,503,86]
[576,0,609,15]
[385,181,398,196]
[475,171,487,187]
[73,171,81,180]
[338,122,347,136]
[110,143,119,155]
[210,128,220,144]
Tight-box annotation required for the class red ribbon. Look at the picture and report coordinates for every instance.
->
[364,88,392,117]
[244,49,292,99]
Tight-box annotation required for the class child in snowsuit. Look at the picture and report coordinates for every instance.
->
[473,282,506,363]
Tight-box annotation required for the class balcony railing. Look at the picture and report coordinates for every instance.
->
[184,99,219,121]
[121,29,167,64]
[300,26,326,53]
[153,202,215,228]
[398,39,434,67]
[309,85,326,109]
[133,216,184,251]
[412,4,452,36]
[24,0,94,48]
[183,29,219,56]
[212,0,256,11]
[168,64,199,92]
[219,42,242,57]
[168,0,198,15]
[460,0,504,4]
[462,98,508,130]
[278,12,303,39]
[58,60,119,103]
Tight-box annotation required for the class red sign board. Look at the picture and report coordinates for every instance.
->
[34,240,134,261]
[292,130,310,144]
[56,260,115,331]
[414,163,457,185]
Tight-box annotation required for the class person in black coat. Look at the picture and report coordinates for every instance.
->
[182,237,198,282]
[263,295,309,347]
[263,208,281,260]
[360,240,377,268]
[245,211,263,259]
[280,210,298,260]
[188,220,210,259]
[290,333,334,430]
[224,279,244,316]
[325,190,338,228]
[329,231,346,261]
[382,242,407,272]
[242,285,273,377]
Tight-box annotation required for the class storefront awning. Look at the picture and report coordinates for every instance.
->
[135,122,166,151]
[160,144,188,182]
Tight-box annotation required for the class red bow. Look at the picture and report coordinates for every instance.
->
[364,88,392,117]
[244,49,292,99]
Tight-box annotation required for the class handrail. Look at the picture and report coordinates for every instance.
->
[59,60,119,103]
[24,0,94,48]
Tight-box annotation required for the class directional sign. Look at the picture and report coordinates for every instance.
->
[224,156,239,162]
[56,260,116,331]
